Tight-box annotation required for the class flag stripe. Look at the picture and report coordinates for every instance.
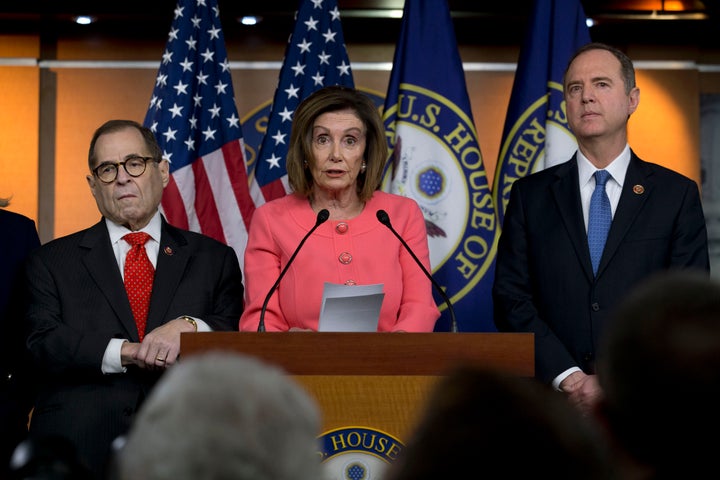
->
[222,140,254,231]
[160,176,190,230]
[191,159,226,244]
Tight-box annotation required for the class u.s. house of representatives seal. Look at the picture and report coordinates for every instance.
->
[318,426,404,480]
[383,84,497,316]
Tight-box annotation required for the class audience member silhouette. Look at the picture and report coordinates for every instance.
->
[0,204,40,476]
[596,270,720,479]
[384,366,618,479]
[115,352,323,480]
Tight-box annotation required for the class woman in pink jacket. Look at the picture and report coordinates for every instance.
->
[240,86,439,332]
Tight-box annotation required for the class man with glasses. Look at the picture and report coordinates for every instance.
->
[20,119,244,479]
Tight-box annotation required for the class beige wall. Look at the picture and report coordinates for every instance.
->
[0,34,715,242]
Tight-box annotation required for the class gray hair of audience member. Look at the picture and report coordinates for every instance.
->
[117,352,323,480]
[597,270,720,477]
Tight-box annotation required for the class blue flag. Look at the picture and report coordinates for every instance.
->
[382,0,498,332]
[249,0,354,205]
[493,0,591,225]
[144,0,254,266]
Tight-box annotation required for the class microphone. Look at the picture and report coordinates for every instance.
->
[376,209,458,333]
[258,209,330,332]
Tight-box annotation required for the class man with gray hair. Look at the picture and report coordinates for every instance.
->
[115,352,323,480]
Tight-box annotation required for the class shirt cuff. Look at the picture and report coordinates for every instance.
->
[194,318,211,332]
[102,338,128,374]
[552,366,582,392]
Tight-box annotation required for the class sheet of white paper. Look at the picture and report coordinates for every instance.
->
[318,282,384,332]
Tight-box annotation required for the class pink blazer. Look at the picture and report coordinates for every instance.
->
[240,191,440,332]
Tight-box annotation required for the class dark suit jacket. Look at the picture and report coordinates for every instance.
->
[493,152,709,384]
[24,216,244,478]
[0,210,40,474]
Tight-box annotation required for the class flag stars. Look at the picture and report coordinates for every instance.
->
[219,59,230,72]
[322,29,337,43]
[196,72,209,85]
[191,15,202,28]
[214,81,228,95]
[208,103,221,118]
[184,137,196,151]
[162,127,178,142]
[202,126,217,141]
[186,37,197,50]
[305,16,318,31]
[279,107,294,122]
[298,39,312,53]
[285,84,300,99]
[162,50,173,65]
[272,130,287,145]
[173,80,189,95]
[193,94,202,107]
[169,103,184,118]
[201,48,215,63]
[291,61,306,76]
[311,0,323,8]
[312,72,325,85]
[208,26,221,39]
[173,5,184,19]
[180,58,193,72]
[330,6,341,21]
[188,115,198,129]
[318,51,330,65]
[156,74,168,87]
[226,114,240,128]
[266,153,282,169]
[337,61,351,76]
[168,27,180,41]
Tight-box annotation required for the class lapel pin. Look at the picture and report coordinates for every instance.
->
[163,246,174,255]
[633,185,645,195]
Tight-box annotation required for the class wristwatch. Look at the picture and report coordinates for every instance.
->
[180,315,197,332]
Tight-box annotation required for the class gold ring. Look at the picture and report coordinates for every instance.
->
[156,356,166,362]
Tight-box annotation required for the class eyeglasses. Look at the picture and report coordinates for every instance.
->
[92,155,159,184]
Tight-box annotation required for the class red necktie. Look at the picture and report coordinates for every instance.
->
[123,232,154,341]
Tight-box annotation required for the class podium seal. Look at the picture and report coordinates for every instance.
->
[318,426,404,479]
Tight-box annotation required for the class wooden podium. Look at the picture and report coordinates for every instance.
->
[181,332,533,442]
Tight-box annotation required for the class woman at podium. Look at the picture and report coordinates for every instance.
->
[240,86,439,333]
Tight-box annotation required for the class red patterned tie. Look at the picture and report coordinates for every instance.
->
[123,232,154,341]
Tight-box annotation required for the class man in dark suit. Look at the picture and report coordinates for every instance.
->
[0,206,40,476]
[493,43,709,414]
[22,120,244,478]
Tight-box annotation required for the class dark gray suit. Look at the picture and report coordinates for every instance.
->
[24,217,244,478]
[493,152,709,384]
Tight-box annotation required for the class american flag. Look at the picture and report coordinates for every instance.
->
[144,0,254,266]
[249,0,355,205]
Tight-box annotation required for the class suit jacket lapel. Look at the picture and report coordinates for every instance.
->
[550,158,595,281]
[597,152,653,277]
[81,220,139,340]
[146,219,190,331]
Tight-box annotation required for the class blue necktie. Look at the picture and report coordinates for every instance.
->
[588,170,612,276]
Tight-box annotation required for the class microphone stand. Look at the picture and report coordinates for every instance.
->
[258,209,330,332]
